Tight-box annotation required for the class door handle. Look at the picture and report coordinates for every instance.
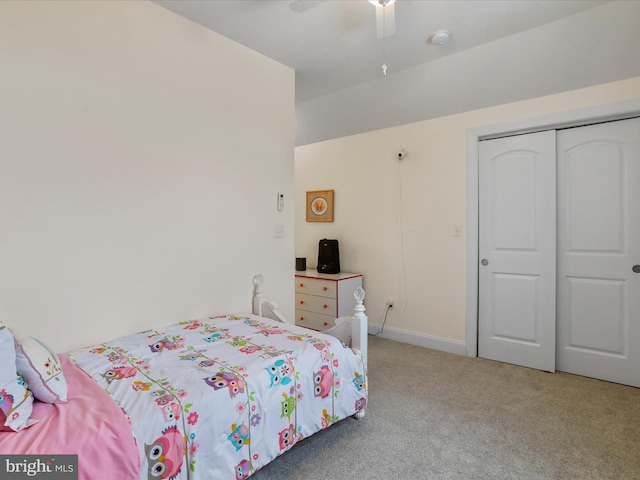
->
[633,265,640,273]
[481,259,489,266]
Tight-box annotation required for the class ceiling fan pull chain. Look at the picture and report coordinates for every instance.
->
[382,4,388,75]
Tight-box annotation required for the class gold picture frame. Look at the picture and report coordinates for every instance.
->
[306,189,334,222]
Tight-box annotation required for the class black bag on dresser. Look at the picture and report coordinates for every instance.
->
[317,238,340,274]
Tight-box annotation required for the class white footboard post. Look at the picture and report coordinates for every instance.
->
[252,274,265,317]
[352,287,368,366]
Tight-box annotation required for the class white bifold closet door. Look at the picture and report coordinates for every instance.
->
[556,118,640,387]
[478,130,557,373]
[479,117,640,387]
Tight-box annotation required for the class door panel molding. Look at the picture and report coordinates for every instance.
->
[565,276,626,356]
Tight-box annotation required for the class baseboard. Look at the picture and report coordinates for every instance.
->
[368,324,467,356]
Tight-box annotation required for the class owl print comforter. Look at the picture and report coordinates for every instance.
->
[68,314,367,480]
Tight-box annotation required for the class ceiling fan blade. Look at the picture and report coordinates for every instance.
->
[375,2,395,38]
[289,0,325,14]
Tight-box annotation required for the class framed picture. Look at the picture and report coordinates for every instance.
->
[306,189,334,222]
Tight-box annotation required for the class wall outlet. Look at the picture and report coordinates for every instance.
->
[386,298,394,308]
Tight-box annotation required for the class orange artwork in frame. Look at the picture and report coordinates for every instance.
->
[306,189,334,222]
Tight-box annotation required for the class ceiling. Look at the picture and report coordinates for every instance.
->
[153,0,640,145]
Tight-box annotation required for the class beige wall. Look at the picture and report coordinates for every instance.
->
[295,76,640,351]
[0,1,295,352]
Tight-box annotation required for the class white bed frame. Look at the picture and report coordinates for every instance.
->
[252,274,368,419]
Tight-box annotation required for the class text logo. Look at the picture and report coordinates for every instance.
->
[1,455,78,480]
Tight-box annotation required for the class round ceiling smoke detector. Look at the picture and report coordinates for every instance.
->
[430,30,450,45]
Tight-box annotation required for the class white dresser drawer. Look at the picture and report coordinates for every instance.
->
[294,309,335,331]
[295,277,336,298]
[294,271,363,332]
[295,293,337,315]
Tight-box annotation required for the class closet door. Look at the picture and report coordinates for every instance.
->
[556,117,640,387]
[478,131,556,372]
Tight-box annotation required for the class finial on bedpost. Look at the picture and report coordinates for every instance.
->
[253,274,265,317]
[352,287,368,365]
[354,287,365,304]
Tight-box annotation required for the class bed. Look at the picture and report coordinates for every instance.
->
[0,275,367,480]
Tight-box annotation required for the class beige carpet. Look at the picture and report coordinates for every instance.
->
[252,336,640,479]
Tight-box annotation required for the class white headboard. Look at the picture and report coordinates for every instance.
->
[252,275,368,366]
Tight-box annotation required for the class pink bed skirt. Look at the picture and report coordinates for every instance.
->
[0,355,140,480]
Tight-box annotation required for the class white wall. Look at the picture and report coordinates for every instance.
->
[0,1,295,353]
[295,76,640,353]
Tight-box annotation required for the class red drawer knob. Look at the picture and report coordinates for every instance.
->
[323,322,328,326]
[323,287,328,291]
[299,300,304,305]
[299,316,304,321]
[299,283,304,287]
[323,304,328,309]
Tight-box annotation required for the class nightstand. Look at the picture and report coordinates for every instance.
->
[294,270,363,331]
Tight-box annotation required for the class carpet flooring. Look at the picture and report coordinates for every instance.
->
[251,335,640,480]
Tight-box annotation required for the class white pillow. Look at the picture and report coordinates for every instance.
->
[15,336,68,404]
[0,322,36,431]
